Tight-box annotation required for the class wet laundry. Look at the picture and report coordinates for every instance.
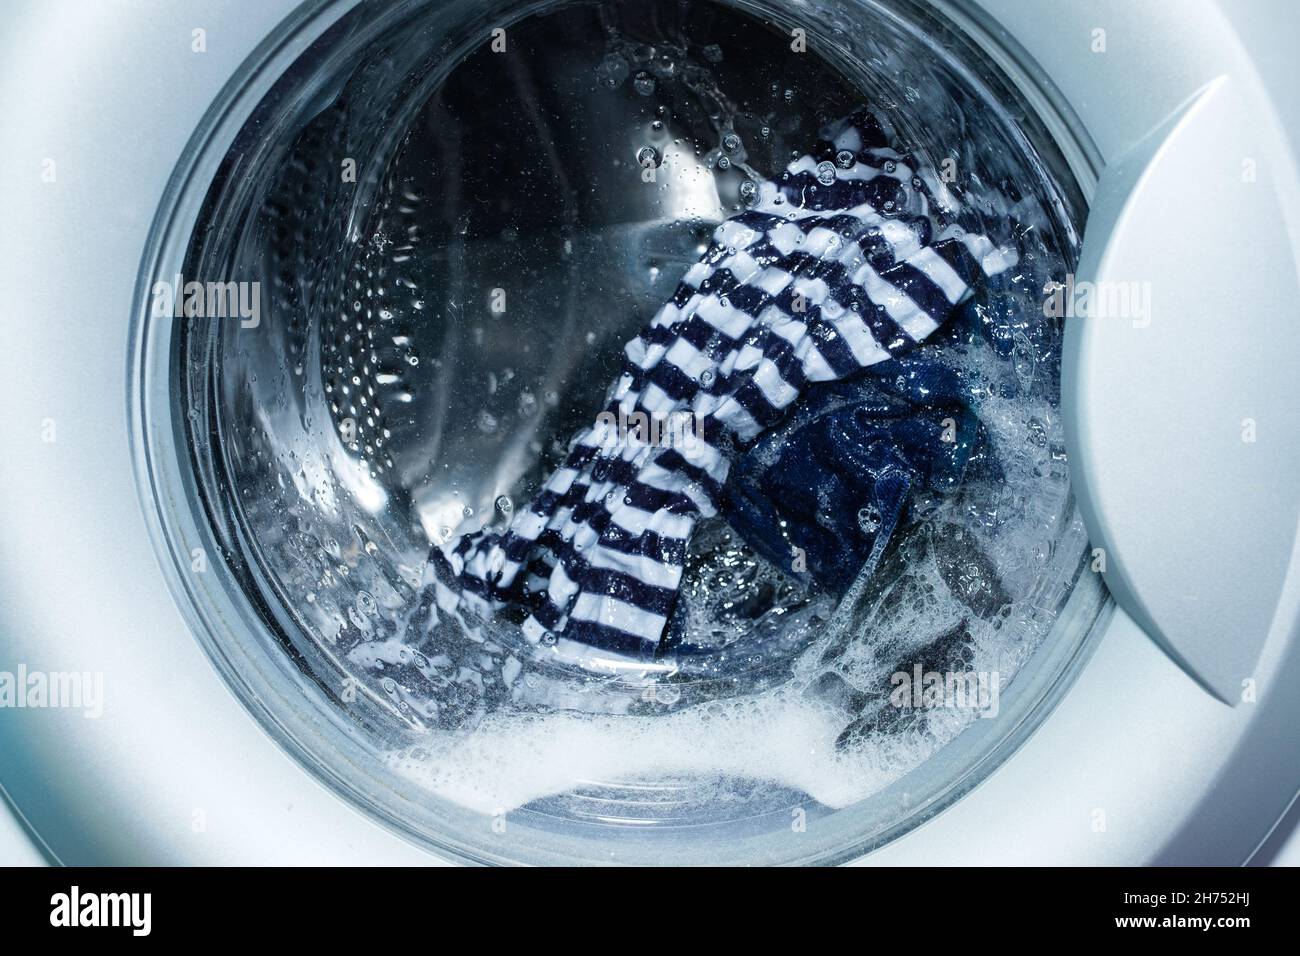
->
[426,108,1018,660]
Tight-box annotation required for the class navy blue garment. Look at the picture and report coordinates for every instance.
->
[722,343,996,595]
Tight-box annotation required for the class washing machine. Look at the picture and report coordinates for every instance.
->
[1,0,1298,867]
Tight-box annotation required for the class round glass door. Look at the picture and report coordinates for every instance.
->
[136,0,1108,864]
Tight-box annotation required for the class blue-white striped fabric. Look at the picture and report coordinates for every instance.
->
[427,108,1017,663]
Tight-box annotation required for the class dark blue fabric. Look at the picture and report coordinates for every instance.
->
[720,322,999,595]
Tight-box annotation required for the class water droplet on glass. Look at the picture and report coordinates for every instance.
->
[654,683,682,706]
[836,149,855,169]
[495,494,513,515]
[633,71,655,96]
[722,132,741,152]
[857,505,882,534]
[637,145,661,169]
[596,52,629,89]
[816,161,837,186]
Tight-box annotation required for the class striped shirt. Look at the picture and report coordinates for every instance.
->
[426,108,1017,664]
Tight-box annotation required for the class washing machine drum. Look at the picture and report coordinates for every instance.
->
[140,0,1109,865]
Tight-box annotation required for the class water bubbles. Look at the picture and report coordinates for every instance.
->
[650,683,681,706]
[883,159,898,174]
[633,71,655,96]
[816,160,837,186]
[722,132,741,152]
[476,409,498,434]
[596,52,629,89]
[739,179,758,205]
[857,504,883,534]
[539,630,558,647]
[356,590,377,615]
[716,155,731,170]
[836,149,855,169]
[636,145,662,169]
[495,494,514,515]
[699,368,715,386]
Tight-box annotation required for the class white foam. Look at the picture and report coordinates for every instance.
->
[384,689,930,814]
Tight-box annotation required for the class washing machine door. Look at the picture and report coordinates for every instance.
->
[1,0,1297,867]
[867,0,1300,865]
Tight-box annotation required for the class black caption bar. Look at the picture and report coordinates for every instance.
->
[0,866,1286,941]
